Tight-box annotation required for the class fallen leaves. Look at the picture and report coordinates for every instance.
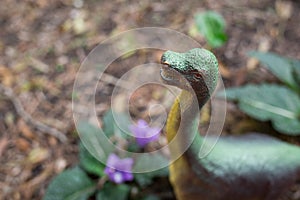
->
[0,65,14,87]
[20,164,54,199]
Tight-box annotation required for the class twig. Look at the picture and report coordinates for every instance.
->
[0,136,8,157]
[0,83,67,143]
[100,72,133,90]
[97,175,108,190]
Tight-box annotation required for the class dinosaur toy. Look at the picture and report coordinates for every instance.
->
[160,48,300,200]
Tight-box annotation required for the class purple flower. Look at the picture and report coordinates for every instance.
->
[129,120,161,148]
[104,153,134,184]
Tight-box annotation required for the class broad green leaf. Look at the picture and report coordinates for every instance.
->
[103,109,131,139]
[134,154,169,187]
[44,167,96,200]
[77,122,114,162]
[127,142,140,152]
[223,84,300,135]
[79,142,105,177]
[291,59,300,88]
[102,109,115,137]
[134,167,169,187]
[195,11,227,48]
[142,195,160,200]
[96,182,130,200]
[249,51,300,90]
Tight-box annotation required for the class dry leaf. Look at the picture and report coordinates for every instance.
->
[218,61,231,78]
[247,58,259,71]
[275,0,293,20]
[18,119,35,140]
[258,37,271,52]
[0,66,14,86]
[27,148,50,164]
[48,136,58,146]
[15,138,30,152]
[113,93,127,112]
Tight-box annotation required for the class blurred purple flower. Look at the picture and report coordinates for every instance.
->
[104,153,134,184]
[129,119,161,148]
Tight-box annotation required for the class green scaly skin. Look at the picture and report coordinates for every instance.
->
[160,48,300,200]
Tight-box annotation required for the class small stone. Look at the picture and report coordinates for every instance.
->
[54,158,67,173]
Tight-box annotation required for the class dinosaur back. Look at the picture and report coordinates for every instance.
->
[187,133,300,199]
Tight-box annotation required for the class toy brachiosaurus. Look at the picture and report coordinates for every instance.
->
[160,48,300,200]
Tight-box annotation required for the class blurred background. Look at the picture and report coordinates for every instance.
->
[0,0,300,199]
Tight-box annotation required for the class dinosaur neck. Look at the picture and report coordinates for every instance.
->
[166,89,206,158]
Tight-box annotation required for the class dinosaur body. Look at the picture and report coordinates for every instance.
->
[161,48,300,200]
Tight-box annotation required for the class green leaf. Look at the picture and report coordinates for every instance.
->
[102,109,115,137]
[142,195,160,200]
[79,142,105,177]
[127,142,141,152]
[249,51,300,90]
[77,122,114,161]
[134,154,169,187]
[195,11,227,48]
[291,59,300,88]
[96,182,130,200]
[134,167,169,187]
[103,109,131,139]
[44,167,96,200]
[223,84,300,135]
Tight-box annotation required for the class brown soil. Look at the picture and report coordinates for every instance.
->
[0,0,299,199]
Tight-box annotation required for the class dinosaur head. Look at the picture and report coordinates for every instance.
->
[160,48,219,100]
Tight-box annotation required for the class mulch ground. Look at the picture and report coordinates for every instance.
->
[0,0,299,199]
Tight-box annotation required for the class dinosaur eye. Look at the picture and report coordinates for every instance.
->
[188,69,203,80]
[193,72,202,80]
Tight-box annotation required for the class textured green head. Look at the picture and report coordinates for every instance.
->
[160,48,219,97]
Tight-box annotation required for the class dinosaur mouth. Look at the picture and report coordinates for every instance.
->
[160,63,182,86]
